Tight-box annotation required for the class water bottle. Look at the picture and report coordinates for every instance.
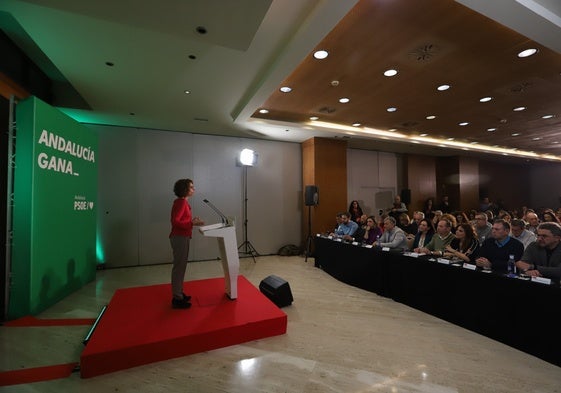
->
[507,254,516,277]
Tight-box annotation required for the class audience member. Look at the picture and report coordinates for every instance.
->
[444,223,479,263]
[441,213,457,231]
[415,219,454,256]
[455,211,470,225]
[480,197,493,212]
[398,213,417,235]
[542,210,560,223]
[515,222,561,280]
[438,195,452,213]
[362,216,383,245]
[348,200,363,223]
[474,212,492,244]
[411,219,434,249]
[423,198,435,221]
[525,212,540,234]
[330,212,358,241]
[431,210,443,228]
[510,219,536,250]
[475,219,524,272]
[353,214,369,240]
[412,211,425,227]
[388,195,408,221]
[374,217,408,251]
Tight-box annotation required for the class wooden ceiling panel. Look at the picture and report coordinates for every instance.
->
[254,0,561,155]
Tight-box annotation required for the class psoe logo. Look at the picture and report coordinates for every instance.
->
[74,195,94,211]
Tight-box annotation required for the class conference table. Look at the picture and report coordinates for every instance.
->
[313,235,561,368]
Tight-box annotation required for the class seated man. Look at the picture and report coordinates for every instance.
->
[525,211,540,234]
[388,195,408,221]
[510,219,537,250]
[414,218,454,256]
[330,211,358,241]
[373,216,408,251]
[475,219,524,273]
[515,222,561,280]
[474,212,492,244]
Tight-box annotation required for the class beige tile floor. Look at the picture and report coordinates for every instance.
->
[1,255,560,393]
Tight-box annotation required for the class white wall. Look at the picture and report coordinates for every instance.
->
[347,149,398,216]
[93,125,302,268]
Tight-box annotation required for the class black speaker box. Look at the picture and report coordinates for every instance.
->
[400,188,411,205]
[305,185,319,206]
[259,275,293,308]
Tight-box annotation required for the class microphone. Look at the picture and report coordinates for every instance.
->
[203,199,228,224]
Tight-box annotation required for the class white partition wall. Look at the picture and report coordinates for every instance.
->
[94,125,302,268]
[347,149,398,216]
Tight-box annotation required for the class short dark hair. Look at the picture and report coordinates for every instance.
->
[493,218,510,231]
[511,219,526,229]
[538,222,561,237]
[173,178,192,198]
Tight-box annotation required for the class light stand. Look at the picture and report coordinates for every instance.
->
[237,160,259,263]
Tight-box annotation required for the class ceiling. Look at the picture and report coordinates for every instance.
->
[1,0,561,162]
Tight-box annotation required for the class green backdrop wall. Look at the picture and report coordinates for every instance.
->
[9,96,97,319]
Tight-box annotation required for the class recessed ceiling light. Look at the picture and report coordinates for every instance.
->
[447,138,455,141]
[420,133,428,137]
[513,106,526,112]
[310,116,319,121]
[426,115,436,120]
[184,90,191,94]
[470,141,478,144]
[518,48,538,58]
[437,84,450,91]
[313,50,329,59]
[259,109,269,114]
[339,97,350,103]
[387,107,397,112]
[542,114,555,119]
[479,97,493,102]
[279,86,292,93]
[487,128,497,132]
[384,69,398,77]
[352,123,361,127]
[389,128,397,132]
[459,122,469,126]
[511,133,521,136]
[532,137,542,141]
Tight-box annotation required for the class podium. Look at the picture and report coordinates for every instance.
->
[199,222,239,299]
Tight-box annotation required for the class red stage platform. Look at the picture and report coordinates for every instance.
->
[80,275,287,378]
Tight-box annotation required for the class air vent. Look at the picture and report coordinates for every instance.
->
[401,121,419,128]
[409,44,439,61]
[510,82,532,93]
[318,106,336,114]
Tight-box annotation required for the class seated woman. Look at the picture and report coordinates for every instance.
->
[411,219,434,250]
[348,200,363,223]
[363,215,383,245]
[444,223,479,263]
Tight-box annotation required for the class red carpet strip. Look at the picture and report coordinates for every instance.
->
[3,315,96,327]
[0,362,78,387]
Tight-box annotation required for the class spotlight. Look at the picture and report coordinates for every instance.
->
[238,149,257,167]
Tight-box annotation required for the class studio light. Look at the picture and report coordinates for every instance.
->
[238,148,257,166]
[237,148,259,261]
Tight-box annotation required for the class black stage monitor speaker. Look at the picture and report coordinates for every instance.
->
[305,185,319,206]
[259,275,293,308]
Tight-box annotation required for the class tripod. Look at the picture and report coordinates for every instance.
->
[305,204,314,262]
[238,165,259,262]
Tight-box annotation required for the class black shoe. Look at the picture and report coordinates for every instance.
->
[172,297,192,309]
[182,292,192,302]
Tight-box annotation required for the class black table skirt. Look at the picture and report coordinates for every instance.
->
[314,236,561,367]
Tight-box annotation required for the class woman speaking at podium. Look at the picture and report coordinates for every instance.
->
[169,178,204,309]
